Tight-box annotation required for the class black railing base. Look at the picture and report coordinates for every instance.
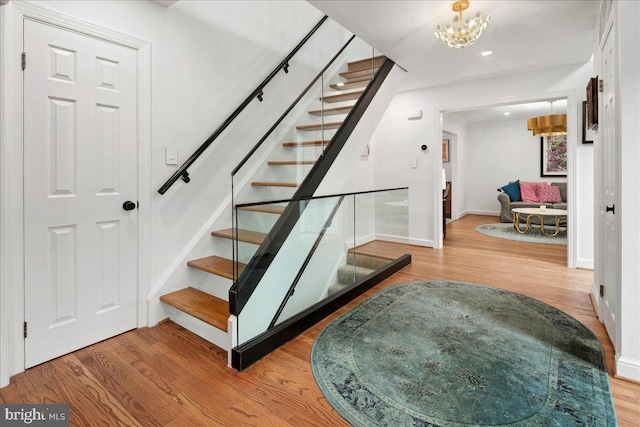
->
[231,254,411,370]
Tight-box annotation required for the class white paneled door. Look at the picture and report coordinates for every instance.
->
[23,20,138,368]
[600,26,618,349]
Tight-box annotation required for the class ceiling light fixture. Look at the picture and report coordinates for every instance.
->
[527,101,567,137]
[435,0,490,49]
[504,112,510,116]
[481,50,493,56]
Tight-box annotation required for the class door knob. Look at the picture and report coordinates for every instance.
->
[123,201,137,211]
[605,204,615,214]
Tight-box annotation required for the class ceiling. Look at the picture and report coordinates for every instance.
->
[445,98,567,127]
[308,1,600,92]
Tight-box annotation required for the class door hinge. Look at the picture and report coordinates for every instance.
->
[599,78,604,93]
[23,322,27,338]
[21,52,26,70]
[599,284,604,297]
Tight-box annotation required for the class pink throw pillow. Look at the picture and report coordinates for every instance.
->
[538,184,562,203]
[519,181,545,202]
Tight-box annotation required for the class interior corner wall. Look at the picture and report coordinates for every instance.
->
[14,0,351,298]
[443,119,468,219]
[371,61,594,256]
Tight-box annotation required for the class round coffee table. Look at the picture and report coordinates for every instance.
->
[512,207,567,237]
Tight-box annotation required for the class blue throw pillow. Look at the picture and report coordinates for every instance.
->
[501,180,521,202]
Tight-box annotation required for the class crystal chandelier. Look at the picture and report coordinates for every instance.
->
[435,0,490,48]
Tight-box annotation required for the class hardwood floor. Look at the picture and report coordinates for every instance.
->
[2,215,639,426]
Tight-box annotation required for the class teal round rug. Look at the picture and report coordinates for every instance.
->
[475,223,567,245]
[311,281,617,426]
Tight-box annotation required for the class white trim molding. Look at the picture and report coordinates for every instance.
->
[616,356,640,383]
[0,1,151,387]
[434,89,579,268]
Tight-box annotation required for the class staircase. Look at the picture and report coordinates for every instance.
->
[328,249,396,296]
[160,55,387,358]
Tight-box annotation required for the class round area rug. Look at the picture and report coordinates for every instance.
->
[311,281,616,427]
[475,223,567,245]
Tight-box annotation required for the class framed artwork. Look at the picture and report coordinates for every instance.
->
[586,77,598,130]
[442,139,450,163]
[540,135,567,177]
[582,101,594,144]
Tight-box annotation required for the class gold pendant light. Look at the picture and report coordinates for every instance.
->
[527,101,567,136]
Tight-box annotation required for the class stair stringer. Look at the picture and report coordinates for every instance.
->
[147,194,233,327]
[314,64,406,197]
[232,55,350,206]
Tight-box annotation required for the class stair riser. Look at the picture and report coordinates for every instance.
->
[337,266,372,285]
[346,253,391,270]
[348,56,386,72]
[188,274,233,302]
[259,164,315,183]
[236,210,280,234]
[168,309,230,351]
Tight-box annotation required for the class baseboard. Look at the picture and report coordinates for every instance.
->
[576,258,594,270]
[616,356,640,383]
[588,291,600,319]
[466,210,500,216]
[458,210,469,219]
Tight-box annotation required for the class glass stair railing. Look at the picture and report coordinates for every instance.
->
[230,36,385,279]
[231,188,410,369]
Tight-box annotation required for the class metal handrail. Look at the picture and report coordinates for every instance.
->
[231,34,356,177]
[157,15,329,195]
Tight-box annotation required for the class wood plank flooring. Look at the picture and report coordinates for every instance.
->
[2,215,639,426]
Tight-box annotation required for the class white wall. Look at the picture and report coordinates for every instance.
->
[614,0,640,382]
[443,119,468,219]
[371,61,594,259]
[13,0,351,300]
[463,122,567,215]
[0,0,354,383]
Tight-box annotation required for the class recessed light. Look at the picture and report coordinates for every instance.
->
[504,112,511,116]
[481,50,493,56]
[336,82,345,87]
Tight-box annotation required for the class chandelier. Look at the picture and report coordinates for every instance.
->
[435,0,490,48]
[527,101,567,137]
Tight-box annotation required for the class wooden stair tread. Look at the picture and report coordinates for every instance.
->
[160,287,229,332]
[348,55,386,72]
[237,205,286,214]
[320,91,363,103]
[283,140,330,147]
[187,255,244,279]
[340,68,379,80]
[330,78,371,91]
[308,105,352,116]
[251,181,299,188]
[296,122,342,131]
[212,228,266,245]
[268,160,316,165]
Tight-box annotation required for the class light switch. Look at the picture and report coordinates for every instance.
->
[410,159,418,168]
[165,147,178,165]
